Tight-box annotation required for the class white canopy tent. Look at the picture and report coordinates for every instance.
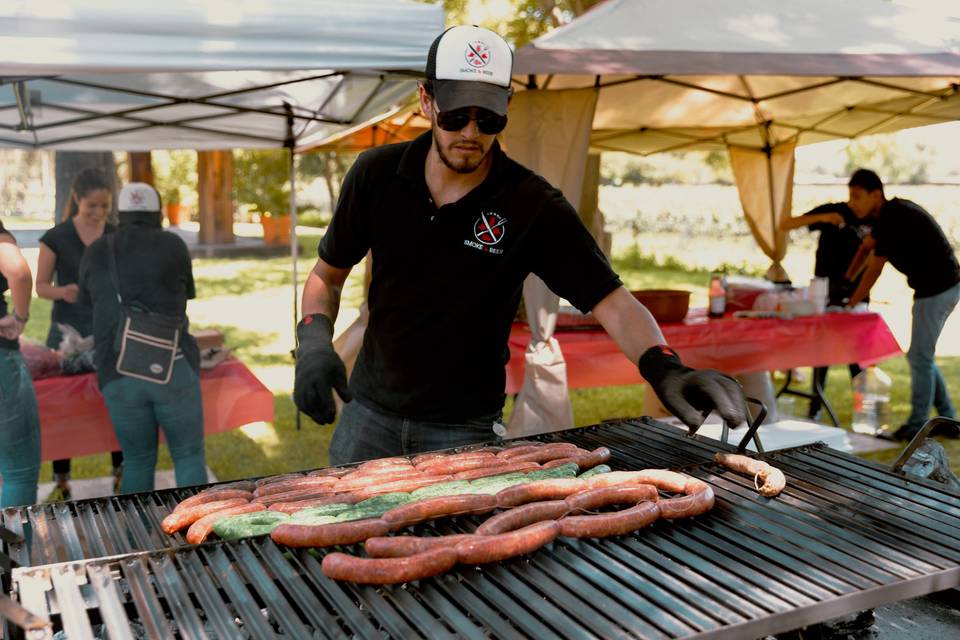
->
[0,0,443,358]
[504,0,960,435]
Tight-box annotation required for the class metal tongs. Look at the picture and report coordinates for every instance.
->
[716,396,767,455]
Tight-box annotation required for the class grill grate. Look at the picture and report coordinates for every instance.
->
[5,418,960,639]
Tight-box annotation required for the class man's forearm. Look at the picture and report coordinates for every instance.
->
[301,270,342,320]
[848,257,884,307]
[591,286,666,364]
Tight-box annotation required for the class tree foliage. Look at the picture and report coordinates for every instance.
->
[843,135,930,185]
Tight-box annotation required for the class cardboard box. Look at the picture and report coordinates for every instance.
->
[192,329,224,351]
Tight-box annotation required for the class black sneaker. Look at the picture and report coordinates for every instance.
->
[931,421,960,439]
[891,425,921,442]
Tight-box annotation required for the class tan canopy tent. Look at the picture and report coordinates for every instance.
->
[502,0,960,434]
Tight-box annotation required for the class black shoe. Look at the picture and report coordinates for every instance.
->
[931,421,960,439]
[891,425,921,442]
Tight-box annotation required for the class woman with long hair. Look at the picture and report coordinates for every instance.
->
[36,168,122,499]
[0,219,41,507]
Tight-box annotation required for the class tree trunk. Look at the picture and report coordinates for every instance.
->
[54,152,118,224]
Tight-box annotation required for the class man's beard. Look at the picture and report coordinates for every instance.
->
[434,130,490,174]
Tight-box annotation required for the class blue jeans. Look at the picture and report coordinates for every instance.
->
[329,400,503,465]
[905,282,960,430]
[102,359,207,493]
[0,350,40,507]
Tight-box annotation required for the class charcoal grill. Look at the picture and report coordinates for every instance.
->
[2,417,959,639]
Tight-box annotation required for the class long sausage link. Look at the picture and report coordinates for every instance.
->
[495,478,588,508]
[658,485,715,520]
[714,452,786,497]
[322,548,459,584]
[381,494,498,530]
[185,503,266,544]
[453,461,540,481]
[271,518,390,548]
[542,446,612,471]
[558,501,661,538]
[364,534,476,558]
[475,500,571,535]
[162,498,250,534]
[455,521,559,564]
[174,489,253,513]
[563,484,659,513]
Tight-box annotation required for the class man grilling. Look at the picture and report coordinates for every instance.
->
[294,25,746,464]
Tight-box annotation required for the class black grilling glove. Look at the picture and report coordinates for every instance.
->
[293,313,352,425]
[639,345,746,433]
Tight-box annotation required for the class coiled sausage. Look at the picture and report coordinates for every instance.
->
[475,500,571,535]
[455,521,559,564]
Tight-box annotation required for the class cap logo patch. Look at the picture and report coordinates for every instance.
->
[464,40,491,68]
[130,190,144,205]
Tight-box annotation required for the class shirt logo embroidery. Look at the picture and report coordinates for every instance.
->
[464,211,506,255]
[465,41,491,68]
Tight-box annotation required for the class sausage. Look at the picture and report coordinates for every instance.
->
[564,484,659,513]
[411,452,448,466]
[503,443,588,465]
[453,461,541,481]
[585,469,688,493]
[255,473,305,488]
[364,534,476,558]
[714,452,786,497]
[419,457,507,476]
[253,488,338,506]
[335,468,427,492]
[339,465,416,482]
[353,475,454,500]
[322,548,458,584]
[495,444,544,459]
[495,478,588,508]
[162,498,250,534]
[459,445,503,455]
[658,485,715,520]
[475,500,570,535]
[542,447,612,471]
[381,494,498,529]
[253,475,339,498]
[268,494,360,514]
[455,521,559,564]
[416,451,497,472]
[558,501,661,538]
[173,490,253,514]
[185,503,266,544]
[356,457,412,470]
[271,518,390,548]
[308,467,353,478]
[199,480,256,494]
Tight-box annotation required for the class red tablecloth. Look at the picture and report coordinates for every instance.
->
[33,359,275,461]
[506,311,902,394]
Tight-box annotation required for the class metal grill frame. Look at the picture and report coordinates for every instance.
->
[3,418,960,640]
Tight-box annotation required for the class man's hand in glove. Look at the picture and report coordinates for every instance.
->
[293,313,352,424]
[639,345,746,432]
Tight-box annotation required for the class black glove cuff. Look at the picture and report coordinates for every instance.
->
[638,344,691,387]
[296,313,334,351]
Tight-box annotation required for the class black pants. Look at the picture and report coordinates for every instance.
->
[808,364,862,419]
[53,451,124,476]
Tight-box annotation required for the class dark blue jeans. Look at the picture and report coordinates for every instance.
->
[329,399,503,465]
[101,359,207,492]
[0,349,40,507]
[905,282,960,430]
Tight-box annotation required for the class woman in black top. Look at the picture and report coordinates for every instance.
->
[35,169,122,498]
[0,220,40,507]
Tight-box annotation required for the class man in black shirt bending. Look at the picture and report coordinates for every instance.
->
[845,169,960,440]
[781,202,868,420]
[293,26,746,464]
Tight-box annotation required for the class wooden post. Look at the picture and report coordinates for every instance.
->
[128,152,154,184]
[197,150,235,245]
[578,153,610,255]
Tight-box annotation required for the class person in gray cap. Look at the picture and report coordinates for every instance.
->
[78,183,207,492]
[295,26,746,464]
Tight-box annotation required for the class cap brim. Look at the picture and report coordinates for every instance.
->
[434,80,510,116]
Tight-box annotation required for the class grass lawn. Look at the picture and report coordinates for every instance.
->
[21,240,960,486]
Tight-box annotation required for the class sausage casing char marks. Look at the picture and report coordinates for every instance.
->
[322,548,459,585]
[714,452,786,497]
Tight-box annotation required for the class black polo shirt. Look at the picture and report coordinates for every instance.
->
[319,132,622,421]
[872,198,960,299]
[0,224,16,351]
[801,202,868,304]
[39,218,116,344]
[78,213,199,389]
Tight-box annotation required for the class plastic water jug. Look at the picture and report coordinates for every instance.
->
[851,366,892,436]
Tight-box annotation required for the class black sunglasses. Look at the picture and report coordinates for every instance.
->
[435,106,508,135]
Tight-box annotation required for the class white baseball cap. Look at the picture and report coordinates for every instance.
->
[426,25,513,116]
[118,182,161,213]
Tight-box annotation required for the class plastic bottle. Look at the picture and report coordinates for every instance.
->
[708,273,726,318]
[851,366,892,436]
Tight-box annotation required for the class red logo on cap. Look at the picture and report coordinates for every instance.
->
[465,41,491,68]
